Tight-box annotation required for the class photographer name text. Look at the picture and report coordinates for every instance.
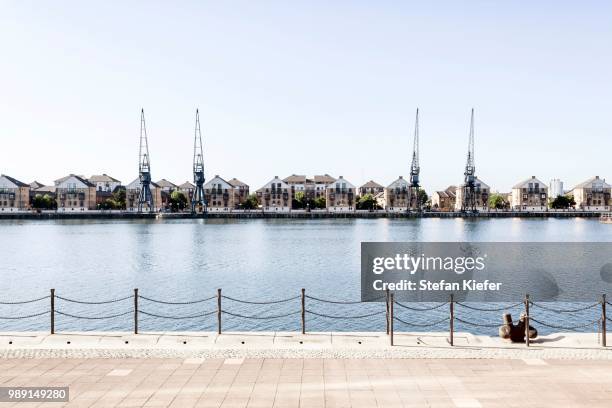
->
[372,279,502,292]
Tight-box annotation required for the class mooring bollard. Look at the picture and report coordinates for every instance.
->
[449,293,454,346]
[525,294,530,347]
[602,294,607,348]
[133,288,138,334]
[385,288,390,335]
[301,288,306,334]
[390,293,394,346]
[50,288,55,335]
[217,288,222,334]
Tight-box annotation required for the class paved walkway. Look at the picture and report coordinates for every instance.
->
[0,357,611,407]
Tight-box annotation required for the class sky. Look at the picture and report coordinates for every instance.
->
[1,1,611,193]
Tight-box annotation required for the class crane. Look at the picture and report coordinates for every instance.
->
[137,109,154,212]
[461,108,477,212]
[191,109,206,213]
[409,108,421,211]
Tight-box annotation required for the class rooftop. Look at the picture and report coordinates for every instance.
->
[360,180,383,189]
[89,174,121,183]
[0,174,29,187]
[228,178,248,187]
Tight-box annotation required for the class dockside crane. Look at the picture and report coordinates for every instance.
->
[137,109,154,212]
[408,108,421,211]
[461,109,477,212]
[191,109,206,214]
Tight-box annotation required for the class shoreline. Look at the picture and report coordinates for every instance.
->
[0,211,603,220]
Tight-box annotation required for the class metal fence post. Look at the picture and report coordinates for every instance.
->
[50,288,55,335]
[602,294,607,348]
[301,288,305,334]
[525,294,530,347]
[385,288,390,335]
[449,293,454,346]
[390,293,394,346]
[217,289,222,335]
[134,288,138,334]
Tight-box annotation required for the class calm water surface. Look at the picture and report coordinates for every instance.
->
[1,218,610,333]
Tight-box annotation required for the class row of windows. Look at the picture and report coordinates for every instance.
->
[522,194,546,200]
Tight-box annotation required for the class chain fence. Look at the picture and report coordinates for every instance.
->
[0,290,608,348]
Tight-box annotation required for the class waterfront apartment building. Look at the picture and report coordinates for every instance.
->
[432,186,457,211]
[313,174,336,199]
[125,178,163,212]
[374,191,385,209]
[384,176,410,212]
[454,178,490,211]
[549,179,564,200]
[228,178,249,207]
[156,179,177,194]
[0,175,30,211]
[178,181,195,201]
[325,176,356,212]
[283,174,336,200]
[203,176,235,212]
[257,176,292,211]
[89,174,121,207]
[511,176,548,211]
[358,180,384,197]
[571,176,611,211]
[55,174,97,211]
[89,174,121,193]
[283,175,310,198]
[156,179,178,210]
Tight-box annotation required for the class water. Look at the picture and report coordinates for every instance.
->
[1,218,610,334]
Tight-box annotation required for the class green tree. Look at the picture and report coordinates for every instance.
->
[169,191,188,212]
[32,193,56,210]
[42,194,56,209]
[417,189,428,207]
[292,191,306,209]
[241,194,259,210]
[357,193,377,210]
[313,197,326,209]
[31,194,45,209]
[488,193,508,209]
[112,187,126,210]
[99,198,117,210]
[550,195,575,209]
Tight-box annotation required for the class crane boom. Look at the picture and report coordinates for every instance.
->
[137,109,154,212]
[191,109,206,213]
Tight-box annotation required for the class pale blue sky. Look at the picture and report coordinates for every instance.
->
[1,1,611,193]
